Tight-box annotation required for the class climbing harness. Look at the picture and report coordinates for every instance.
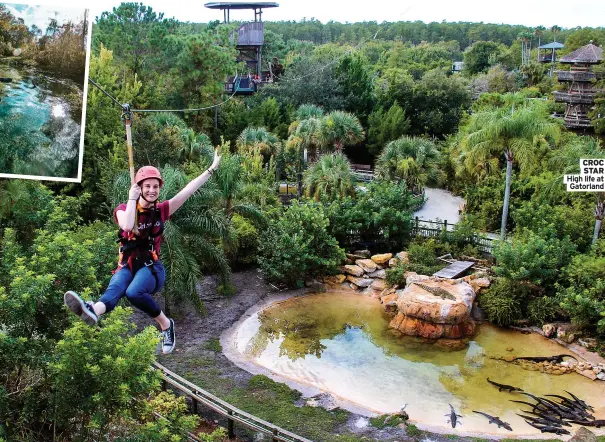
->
[117,201,164,286]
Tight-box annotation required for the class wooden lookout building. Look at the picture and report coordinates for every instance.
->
[554,41,603,130]
[204,1,279,95]
[537,41,564,77]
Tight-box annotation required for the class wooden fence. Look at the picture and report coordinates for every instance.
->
[153,362,314,442]
[411,217,497,255]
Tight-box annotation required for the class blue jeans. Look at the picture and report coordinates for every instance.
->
[99,260,165,318]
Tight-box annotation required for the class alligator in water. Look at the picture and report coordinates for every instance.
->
[487,378,523,392]
[525,420,570,435]
[472,411,512,431]
[446,404,462,428]
[565,390,594,412]
[517,414,568,428]
[0,77,13,83]
[512,354,576,363]
[545,394,591,414]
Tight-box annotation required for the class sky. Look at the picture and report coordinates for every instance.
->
[4,0,605,29]
[2,3,87,31]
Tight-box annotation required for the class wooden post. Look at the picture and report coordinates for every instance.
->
[161,379,167,391]
[227,410,235,439]
[444,220,448,232]
[191,390,198,414]
[272,428,279,442]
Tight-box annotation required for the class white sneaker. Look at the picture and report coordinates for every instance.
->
[64,291,98,326]
[161,318,176,354]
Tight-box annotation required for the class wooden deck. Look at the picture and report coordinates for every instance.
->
[433,260,475,279]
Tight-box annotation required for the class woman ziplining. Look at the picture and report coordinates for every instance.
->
[64,149,222,354]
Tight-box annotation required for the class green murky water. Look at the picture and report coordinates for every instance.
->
[234,292,605,436]
[0,63,82,178]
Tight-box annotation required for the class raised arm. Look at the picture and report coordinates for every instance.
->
[169,149,221,216]
[116,184,141,232]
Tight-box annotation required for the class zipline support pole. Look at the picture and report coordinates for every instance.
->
[122,104,135,184]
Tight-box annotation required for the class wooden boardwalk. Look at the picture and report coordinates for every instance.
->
[433,260,475,279]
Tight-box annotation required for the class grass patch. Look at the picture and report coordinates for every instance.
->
[168,352,368,442]
[204,338,222,353]
[406,423,421,436]
[369,414,405,429]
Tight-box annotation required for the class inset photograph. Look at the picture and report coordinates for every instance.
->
[0,3,89,181]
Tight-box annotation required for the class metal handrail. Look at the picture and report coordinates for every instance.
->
[152,362,314,442]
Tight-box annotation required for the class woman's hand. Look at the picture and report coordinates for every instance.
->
[129,184,141,201]
[210,149,221,171]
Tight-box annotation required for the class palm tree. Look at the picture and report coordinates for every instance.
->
[376,136,445,193]
[236,127,281,159]
[551,25,561,42]
[180,128,213,163]
[458,101,561,239]
[303,153,356,201]
[317,111,365,153]
[295,104,324,120]
[286,117,322,163]
[534,26,546,60]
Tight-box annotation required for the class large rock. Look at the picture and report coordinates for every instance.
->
[344,265,365,277]
[388,258,399,267]
[387,278,477,340]
[371,253,392,265]
[405,273,430,286]
[323,274,347,284]
[346,276,373,287]
[371,279,386,291]
[353,250,371,258]
[396,252,409,264]
[368,269,386,279]
[569,427,597,442]
[543,323,556,338]
[355,259,378,273]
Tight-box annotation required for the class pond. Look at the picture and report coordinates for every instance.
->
[227,292,605,437]
[0,62,82,179]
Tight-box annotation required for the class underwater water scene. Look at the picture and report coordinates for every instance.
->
[0,63,83,179]
[232,292,605,436]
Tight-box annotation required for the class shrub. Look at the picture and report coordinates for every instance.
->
[527,296,561,326]
[479,278,530,326]
[260,200,345,287]
[492,230,577,288]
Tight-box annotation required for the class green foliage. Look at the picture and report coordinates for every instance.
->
[406,239,447,275]
[558,251,605,336]
[369,414,406,429]
[303,153,355,202]
[406,424,421,436]
[406,68,472,138]
[335,52,376,125]
[229,213,260,265]
[367,102,411,156]
[260,200,345,287]
[492,230,577,287]
[463,41,505,75]
[376,136,444,191]
[324,180,421,251]
[236,127,281,159]
[385,262,408,288]
[479,278,529,326]
[51,308,160,437]
[204,338,222,353]
[197,427,228,442]
[527,296,561,326]
[135,391,201,442]
[382,41,459,79]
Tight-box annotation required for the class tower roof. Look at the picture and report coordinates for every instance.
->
[560,42,603,64]
[204,2,279,10]
[538,41,564,50]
